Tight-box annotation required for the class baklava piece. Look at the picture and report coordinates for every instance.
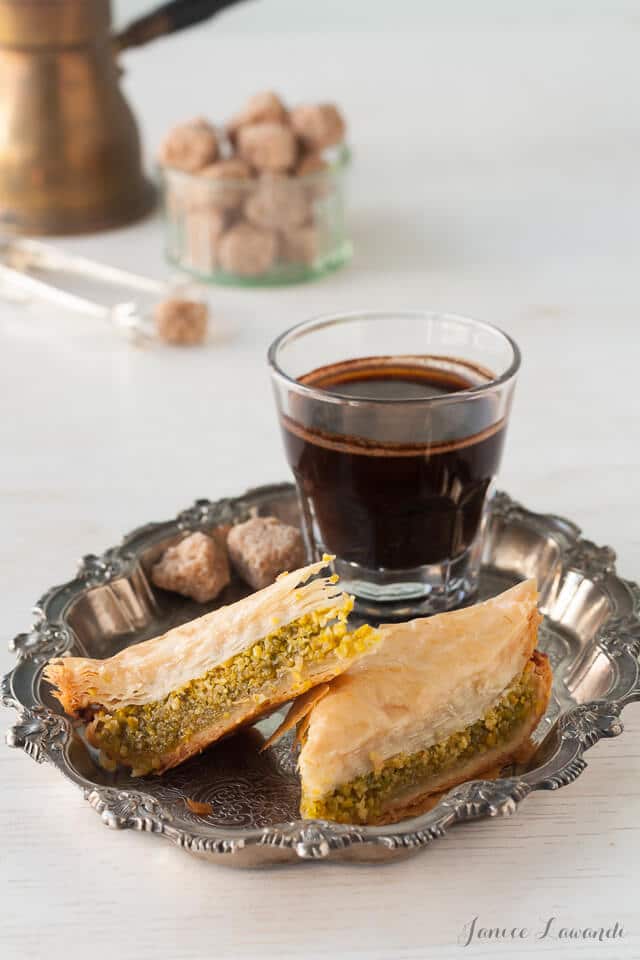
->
[293,579,552,824]
[45,559,378,776]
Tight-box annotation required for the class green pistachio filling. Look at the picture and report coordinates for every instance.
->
[92,603,374,775]
[302,662,539,823]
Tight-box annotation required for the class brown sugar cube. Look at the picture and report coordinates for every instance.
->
[296,151,331,201]
[280,224,318,266]
[166,169,211,219]
[296,152,328,177]
[244,173,309,230]
[154,298,209,346]
[197,159,253,212]
[237,122,297,172]
[290,104,345,151]
[218,221,277,277]
[151,532,230,602]
[227,517,306,590]
[180,165,253,216]
[183,208,227,272]
[228,91,288,134]
[158,118,219,173]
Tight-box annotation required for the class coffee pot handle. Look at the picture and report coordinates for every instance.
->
[114,0,251,53]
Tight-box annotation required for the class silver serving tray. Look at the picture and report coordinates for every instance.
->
[3,485,640,866]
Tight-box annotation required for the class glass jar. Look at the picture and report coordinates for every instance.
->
[160,145,351,286]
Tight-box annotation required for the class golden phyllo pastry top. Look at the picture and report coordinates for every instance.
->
[299,579,542,800]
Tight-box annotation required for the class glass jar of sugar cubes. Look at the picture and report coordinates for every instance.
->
[160,144,351,286]
[157,98,352,286]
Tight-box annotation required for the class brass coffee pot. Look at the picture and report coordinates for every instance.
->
[0,0,245,235]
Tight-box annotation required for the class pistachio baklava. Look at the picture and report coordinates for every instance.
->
[293,579,552,824]
[45,558,377,776]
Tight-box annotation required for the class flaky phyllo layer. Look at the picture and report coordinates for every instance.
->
[91,607,373,775]
[45,559,378,774]
[298,579,550,822]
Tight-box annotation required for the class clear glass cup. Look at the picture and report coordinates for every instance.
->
[268,310,520,617]
[160,145,351,287]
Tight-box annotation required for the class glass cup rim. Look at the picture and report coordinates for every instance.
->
[267,309,521,408]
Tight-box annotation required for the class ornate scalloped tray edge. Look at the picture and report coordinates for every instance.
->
[3,485,640,866]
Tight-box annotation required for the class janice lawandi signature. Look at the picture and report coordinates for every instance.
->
[459,915,625,948]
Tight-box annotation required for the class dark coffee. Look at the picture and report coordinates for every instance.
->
[281,357,505,570]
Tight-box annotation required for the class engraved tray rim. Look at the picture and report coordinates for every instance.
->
[3,484,640,866]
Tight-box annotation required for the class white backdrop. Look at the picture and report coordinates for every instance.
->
[1,3,639,959]
[114,0,639,30]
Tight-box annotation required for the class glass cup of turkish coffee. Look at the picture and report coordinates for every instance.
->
[268,311,520,617]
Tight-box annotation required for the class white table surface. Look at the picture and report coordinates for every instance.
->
[1,5,639,959]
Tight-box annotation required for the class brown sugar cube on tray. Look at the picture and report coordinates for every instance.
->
[158,94,347,282]
[227,516,306,591]
[151,532,230,602]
